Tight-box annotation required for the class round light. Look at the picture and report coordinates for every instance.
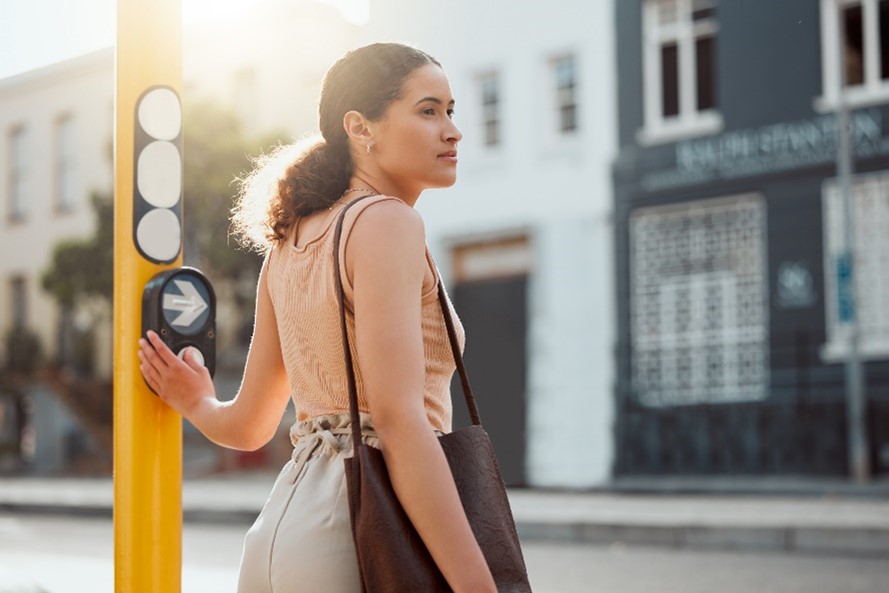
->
[137,141,181,208]
[138,87,182,141]
[136,209,181,262]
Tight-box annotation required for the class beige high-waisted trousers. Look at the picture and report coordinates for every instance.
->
[237,412,379,593]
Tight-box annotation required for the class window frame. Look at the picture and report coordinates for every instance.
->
[55,114,77,215]
[477,71,501,149]
[7,125,28,224]
[816,0,889,112]
[629,193,770,407]
[551,54,579,135]
[9,276,27,331]
[639,0,723,146]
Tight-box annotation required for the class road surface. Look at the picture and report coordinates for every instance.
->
[0,513,886,593]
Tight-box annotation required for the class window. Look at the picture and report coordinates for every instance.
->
[822,170,889,360]
[845,3,866,86]
[552,56,578,134]
[479,73,500,147]
[884,0,889,79]
[818,0,889,110]
[55,115,77,213]
[630,195,768,406]
[640,0,722,144]
[10,277,26,330]
[8,126,27,222]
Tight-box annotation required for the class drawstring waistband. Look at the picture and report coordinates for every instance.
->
[285,412,379,484]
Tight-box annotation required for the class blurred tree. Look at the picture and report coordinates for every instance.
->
[182,100,275,317]
[38,192,115,464]
[42,192,114,309]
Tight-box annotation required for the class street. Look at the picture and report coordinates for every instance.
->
[0,513,886,593]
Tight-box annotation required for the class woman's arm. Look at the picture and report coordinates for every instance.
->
[348,200,497,593]
[138,255,291,451]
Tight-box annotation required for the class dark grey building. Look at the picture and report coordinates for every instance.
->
[612,0,889,477]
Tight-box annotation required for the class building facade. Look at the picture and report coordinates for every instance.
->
[0,49,115,377]
[363,0,617,487]
[0,0,359,474]
[613,0,889,476]
[0,0,360,379]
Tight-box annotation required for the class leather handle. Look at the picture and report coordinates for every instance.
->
[332,196,367,456]
[332,195,483,459]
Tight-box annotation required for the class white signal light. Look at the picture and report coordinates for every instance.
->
[137,87,182,141]
[137,141,182,208]
[133,86,183,263]
[136,209,181,263]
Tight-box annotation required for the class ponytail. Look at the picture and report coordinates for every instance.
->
[231,134,352,254]
[277,137,353,219]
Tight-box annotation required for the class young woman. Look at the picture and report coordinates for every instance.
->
[137,43,497,593]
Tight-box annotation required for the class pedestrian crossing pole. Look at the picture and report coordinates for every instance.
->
[114,0,185,591]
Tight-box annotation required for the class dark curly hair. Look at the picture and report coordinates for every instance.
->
[232,43,441,253]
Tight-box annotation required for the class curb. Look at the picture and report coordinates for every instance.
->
[516,521,889,559]
[4,501,888,559]
[0,503,256,525]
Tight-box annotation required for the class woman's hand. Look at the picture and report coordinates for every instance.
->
[138,330,216,418]
[134,257,290,451]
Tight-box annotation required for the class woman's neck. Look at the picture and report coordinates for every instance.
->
[348,172,420,207]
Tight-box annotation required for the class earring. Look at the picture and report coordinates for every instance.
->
[366,143,373,155]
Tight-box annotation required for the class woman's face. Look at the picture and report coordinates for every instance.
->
[369,64,463,197]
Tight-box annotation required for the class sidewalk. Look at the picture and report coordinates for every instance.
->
[1,474,888,558]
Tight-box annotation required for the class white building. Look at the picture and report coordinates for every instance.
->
[360,0,617,487]
[0,49,115,377]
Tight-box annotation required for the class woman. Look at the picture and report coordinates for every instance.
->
[137,43,497,593]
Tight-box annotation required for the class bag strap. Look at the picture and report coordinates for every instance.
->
[332,195,482,458]
[431,261,481,426]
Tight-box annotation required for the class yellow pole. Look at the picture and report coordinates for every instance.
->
[114,0,183,591]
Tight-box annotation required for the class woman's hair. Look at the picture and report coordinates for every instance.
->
[232,43,441,253]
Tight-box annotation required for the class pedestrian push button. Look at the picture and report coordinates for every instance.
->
[142,267,216,388]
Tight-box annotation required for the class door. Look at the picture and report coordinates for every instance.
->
[449,237,530,486]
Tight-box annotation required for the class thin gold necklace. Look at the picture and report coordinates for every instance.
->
[342,187,376,196]
[331,187,377,209]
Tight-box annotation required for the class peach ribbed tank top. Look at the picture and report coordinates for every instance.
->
[265,195,465,433]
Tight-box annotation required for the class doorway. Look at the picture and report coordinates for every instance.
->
[449,236,531,486]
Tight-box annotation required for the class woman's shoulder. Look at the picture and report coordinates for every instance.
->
[346,194,424,238]
[343,195,426,264]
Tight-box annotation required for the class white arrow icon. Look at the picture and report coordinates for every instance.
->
[163,279,208,327]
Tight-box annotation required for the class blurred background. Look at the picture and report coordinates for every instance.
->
[3,0,889,488]
[1,0,889,591]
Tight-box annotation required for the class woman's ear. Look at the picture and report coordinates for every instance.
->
[343,110,373,147]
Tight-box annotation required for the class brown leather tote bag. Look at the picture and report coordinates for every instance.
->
[333,196,532,593]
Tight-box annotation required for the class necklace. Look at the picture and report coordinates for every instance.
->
[331,187,377,209]
[342,187,377,197]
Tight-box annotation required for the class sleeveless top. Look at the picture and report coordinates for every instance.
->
[265,195,465,433]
